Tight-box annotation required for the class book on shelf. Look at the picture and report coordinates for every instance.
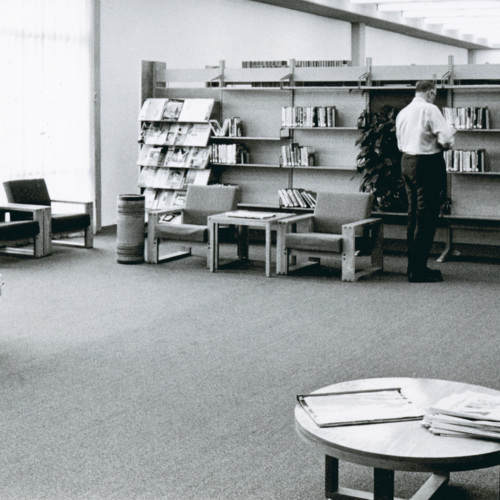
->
[210,143,249,164]
[171,123,192,146]
[164,147,190,168]
[139,98,169,121]
[162,99,184,121]
[171,191,187,209]
[281,144,315,167]
[209,118,242,138]
[137,145,166,167]
[185,169,211,186]
[187,147,210,169]
[297,388,424,428]
[178,98,214,122]
[443,106,489,130]
[282,106,336,128]
[165,168,185,190]
[183,123,211,147]
[152,168,171,189]
[444,149,485,172]
[143,122,171,145]
[279,188,316,209]
[241,59,351,68]
[144,188,158,210]
[423,390,500,441]
[155,190,174,210]
[138,166,158,188]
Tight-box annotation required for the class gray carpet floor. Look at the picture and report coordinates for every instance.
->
[1,229,499,499]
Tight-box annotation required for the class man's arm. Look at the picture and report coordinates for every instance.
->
[429,105,455,150]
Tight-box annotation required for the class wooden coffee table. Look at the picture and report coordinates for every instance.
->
[295,377,500,500]
[208,211,294,277]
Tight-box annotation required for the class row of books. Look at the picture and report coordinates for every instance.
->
[423,390,500,441]
[281,144,315,167]
[138,145,210,169]
[210,144,249,165]
[144,188,186,211]
[139,97,214,123]
[209,118,243,137]
[443,106,490,130]
[279,188,316,209]
[139,166,211,190]
[282,106,336,128]
[444,149,485,172]
[139,123,211,147]
[241,60,351,68]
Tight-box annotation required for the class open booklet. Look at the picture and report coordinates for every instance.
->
[223,210,281,220]
[297,388,425,428]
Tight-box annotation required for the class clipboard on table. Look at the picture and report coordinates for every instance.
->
[297,388,424,428]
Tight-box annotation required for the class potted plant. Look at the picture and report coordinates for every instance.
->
[355,105,407,213]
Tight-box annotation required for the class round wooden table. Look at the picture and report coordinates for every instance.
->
[295,377,500,500]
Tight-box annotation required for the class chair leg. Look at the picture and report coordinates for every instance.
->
[146,231,159,263]
[342,225,356,282]
[84,225,94,248]
[371,223,384,271]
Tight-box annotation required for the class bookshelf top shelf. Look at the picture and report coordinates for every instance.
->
[210,136,283,141]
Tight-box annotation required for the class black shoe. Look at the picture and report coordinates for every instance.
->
[408,270,443,283]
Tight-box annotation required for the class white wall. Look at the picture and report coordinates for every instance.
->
[366,27,467,65]
[99,0,495,226]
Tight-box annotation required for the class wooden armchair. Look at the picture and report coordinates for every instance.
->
[0,203,51,258]
[3,179,93,255]
[277,192,383,282]
[146,184,238,264]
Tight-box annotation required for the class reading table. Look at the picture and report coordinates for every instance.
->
[295,377,500,500]
[208,211,294,277]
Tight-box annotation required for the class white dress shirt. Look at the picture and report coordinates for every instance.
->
[396,96,455,155]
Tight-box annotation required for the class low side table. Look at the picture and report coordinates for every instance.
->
[208,211,294,277]
[295,377,500,500]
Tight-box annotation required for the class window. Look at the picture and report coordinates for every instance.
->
[0,0,94,203]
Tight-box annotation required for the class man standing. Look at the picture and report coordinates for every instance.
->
[396,81,455,283]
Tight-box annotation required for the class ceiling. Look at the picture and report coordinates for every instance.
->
[252,0,500,49]
[349,0,500,47]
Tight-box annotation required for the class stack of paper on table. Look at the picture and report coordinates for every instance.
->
[423,390,500,441]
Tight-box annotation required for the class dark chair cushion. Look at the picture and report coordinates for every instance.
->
[4,179,52,206]
[0,221,40,241]
[52,213,91,234]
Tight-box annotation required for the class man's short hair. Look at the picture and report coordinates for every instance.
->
[415,81,436,93]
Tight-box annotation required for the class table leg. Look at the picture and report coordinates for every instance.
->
[325,455,339,499]
[209,221,218,272]
[265,223,271,277]
[374,468,394,500]
[237,225,249,261]
[275,222,286,275]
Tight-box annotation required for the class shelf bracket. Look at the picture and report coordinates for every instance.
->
[280,73,294,90]
[357,72,369,89]
[208,73,224,88]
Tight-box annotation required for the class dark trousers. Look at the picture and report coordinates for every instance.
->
[401,153,446,275]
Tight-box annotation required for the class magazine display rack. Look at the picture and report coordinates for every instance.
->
[140,58,500,254]
[137,97,214,211]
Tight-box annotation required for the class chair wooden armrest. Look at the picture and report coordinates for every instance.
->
[342,217,382,230]
[0,204,51,257]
